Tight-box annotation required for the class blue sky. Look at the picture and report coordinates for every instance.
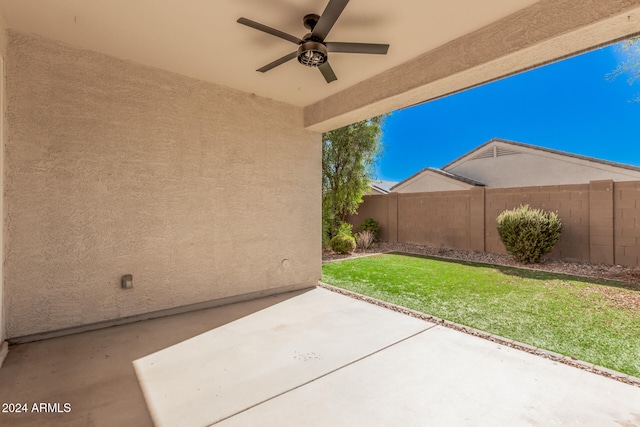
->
[375,42,640,182]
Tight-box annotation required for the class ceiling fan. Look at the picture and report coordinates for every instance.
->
[237,0,389,83]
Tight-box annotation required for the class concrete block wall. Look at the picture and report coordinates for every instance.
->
[614,181,640,266]
[397,191,472,250]
[469,187,486,252]
[353,180,640,267]
[589,180,614,264]
[484,184,591,261]
[348,195,390,241]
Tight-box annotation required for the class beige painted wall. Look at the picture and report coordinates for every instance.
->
[5,31,321,338]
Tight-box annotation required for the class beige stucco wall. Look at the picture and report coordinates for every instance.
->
[5,31,321,338]
[447,152,640,188]
[393,172,474,193]
[0,10,6,344]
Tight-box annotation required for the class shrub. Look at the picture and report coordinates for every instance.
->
[337,221,354,238]
[330,234,356,254]
[356,230,375,252]
[359,218,379,236]
[329,221,356,254]
[497,204,562,264]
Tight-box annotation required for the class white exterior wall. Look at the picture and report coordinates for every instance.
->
[5,32,321,338]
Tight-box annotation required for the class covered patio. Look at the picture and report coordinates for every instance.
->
[1,0,640,425]
[2,287,640,426]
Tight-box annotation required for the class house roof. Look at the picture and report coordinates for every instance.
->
[443,138,640,174]
[1,1,637,132]
[390,167,484,191]
[370,180,397,194]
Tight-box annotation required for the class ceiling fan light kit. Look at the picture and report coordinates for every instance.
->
[297,41,328,67]
[237,0,389,83]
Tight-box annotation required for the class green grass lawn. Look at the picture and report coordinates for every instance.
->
[321,253,640,377]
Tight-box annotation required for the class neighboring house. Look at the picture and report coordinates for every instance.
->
[391,168,483,193]
[391,139,640,193]
[368,180,398,195]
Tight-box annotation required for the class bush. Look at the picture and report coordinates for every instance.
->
[329,221,356,254]
[330,234,356,254]
[359,218,379,236]
[497,205,562,264]
[337,221,354,238]
[356,230,375,252]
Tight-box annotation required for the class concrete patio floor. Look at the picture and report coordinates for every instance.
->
[1,287,639,426]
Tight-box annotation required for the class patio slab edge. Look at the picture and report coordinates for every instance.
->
[317,282,640,388]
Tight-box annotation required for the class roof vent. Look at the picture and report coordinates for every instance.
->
[496,146,520,157]
[470,148,494,160]
[471,145,521,160]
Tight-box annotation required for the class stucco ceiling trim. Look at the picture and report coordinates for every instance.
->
[304,0,640,132]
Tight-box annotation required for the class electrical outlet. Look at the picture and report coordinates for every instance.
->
[121,274,133,289]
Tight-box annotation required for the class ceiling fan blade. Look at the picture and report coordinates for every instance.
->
[318,62,337,83]
[311,0,350,41]
[237,17,302,45]
[257,52,298,73]
[325,42,389,55]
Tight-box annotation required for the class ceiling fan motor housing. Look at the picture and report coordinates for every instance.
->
[303,14,320,30]
[298,13,327,67]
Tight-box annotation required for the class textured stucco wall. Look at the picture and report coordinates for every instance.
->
[0,11,6,344]
[5,31,321,338]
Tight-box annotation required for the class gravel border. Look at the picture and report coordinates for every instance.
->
[318,281,640,389]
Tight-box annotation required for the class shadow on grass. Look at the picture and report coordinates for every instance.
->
[385,251,640,292]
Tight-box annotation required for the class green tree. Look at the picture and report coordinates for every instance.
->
[607,37,640,102]
[322,115,386,241]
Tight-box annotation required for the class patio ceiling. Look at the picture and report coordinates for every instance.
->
[1,0,640,132]
[0,0,537,104]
